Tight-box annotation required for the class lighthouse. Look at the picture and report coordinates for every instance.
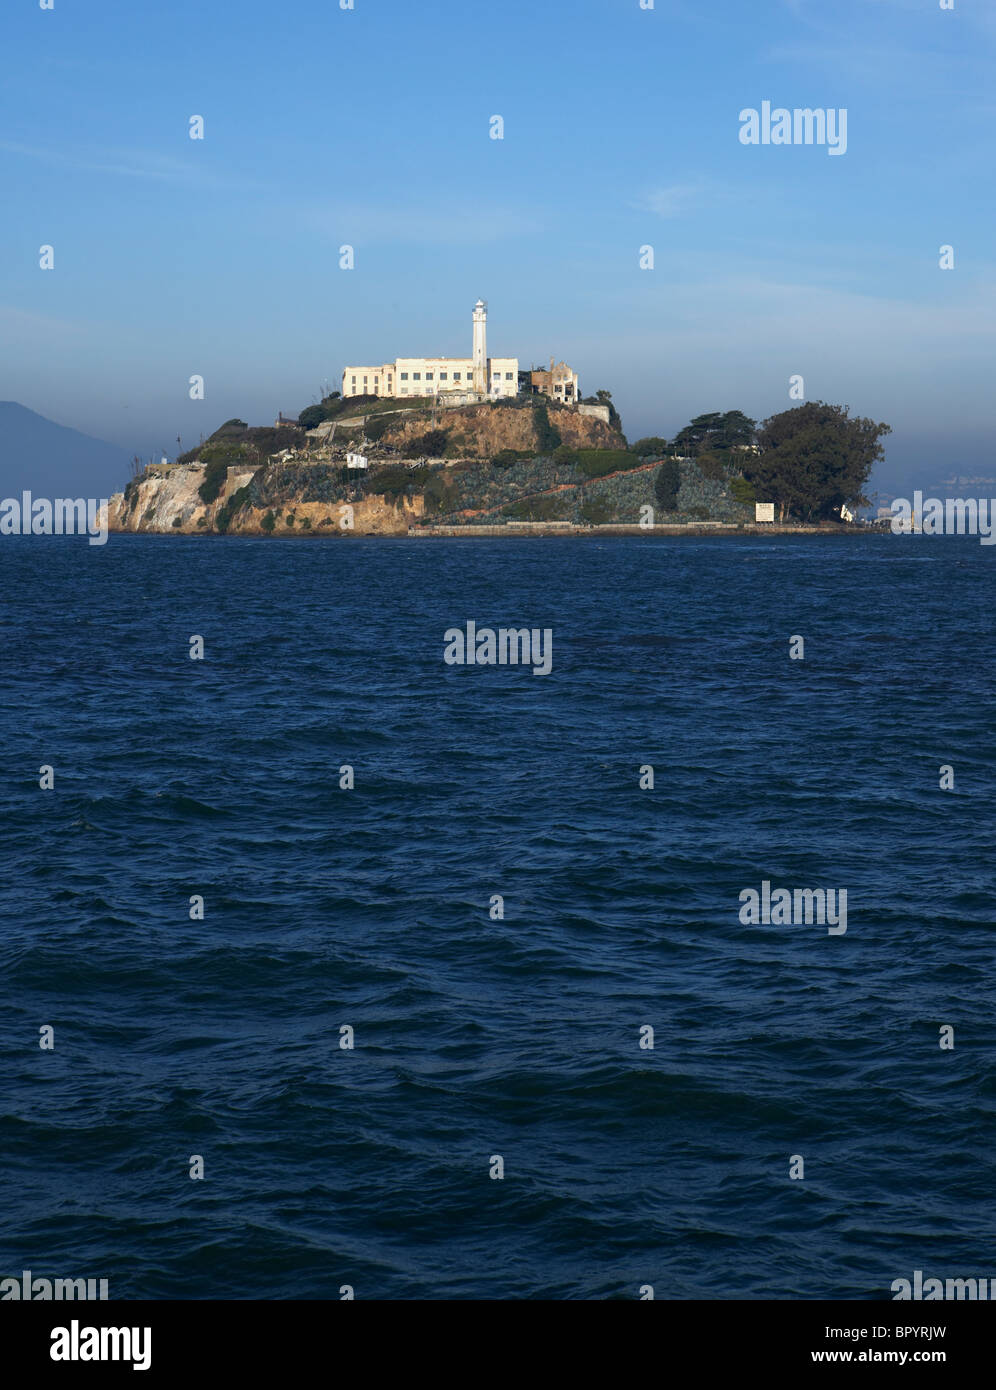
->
[472,299,487,395]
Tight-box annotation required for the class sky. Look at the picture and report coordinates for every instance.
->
[1,0,993,492]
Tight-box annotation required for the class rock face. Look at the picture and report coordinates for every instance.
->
[381,402,622,456]
[109,464,423,536]
[107,401,626,536]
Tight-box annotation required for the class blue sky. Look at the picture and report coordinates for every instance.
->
[1,0,993,489]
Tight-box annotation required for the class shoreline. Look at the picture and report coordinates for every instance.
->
[105,521,889,539]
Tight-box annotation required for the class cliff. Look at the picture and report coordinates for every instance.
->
[107,399,750,535]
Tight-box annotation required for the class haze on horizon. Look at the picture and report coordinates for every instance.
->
[1,0,993,494]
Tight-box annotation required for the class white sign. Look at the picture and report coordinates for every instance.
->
[755,502,775,523]
[346,452,368,470]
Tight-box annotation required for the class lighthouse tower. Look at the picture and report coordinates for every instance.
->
[472,299,488,395]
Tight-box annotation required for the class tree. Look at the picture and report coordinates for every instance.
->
[298,405,326,431]
[630,436,669,458]
[654,459,680,511]
[671,410,755,456]
[405,428,448,457]
[748,402,891,522]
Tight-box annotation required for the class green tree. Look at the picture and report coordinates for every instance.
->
[672,411,755,456]
[654,459,680,510]
[298,404,326,431]
[630,436,669,458]
[748,402,891,522]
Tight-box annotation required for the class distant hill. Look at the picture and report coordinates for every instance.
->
[0,402,131,499]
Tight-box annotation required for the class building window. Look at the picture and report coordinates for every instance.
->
[351,376,356,384]
[440,372,447,380]
[453,371,461,380]
[505,372,513,380]
[401,387,408,395]
[413,372,421,380]
[426,372,434,380]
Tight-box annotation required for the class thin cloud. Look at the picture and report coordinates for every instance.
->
[0,140,254,191]
[633,184,709,219]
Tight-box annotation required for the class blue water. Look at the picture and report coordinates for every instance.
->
[1,534,993,1300]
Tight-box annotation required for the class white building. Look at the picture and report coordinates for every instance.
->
[342,302,555,403]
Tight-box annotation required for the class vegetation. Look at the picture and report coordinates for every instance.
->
[368,465,429,500]
[298,404,326,431]
[671,411,756,457]
[575,448,633,479]
[532,401,562,454]
[260,510,276,532]
[178,423,306,468]
[502,494,567,522]
[581,498,613,525]
[404,428,448,457]
[214,483,253,533]
[696,451,727,483]
[423,470,458,513]
[729,475,756,506]
[364,415,391,443]
[493,448,532,468]
[746,402,891,521]
[654,459,681,511]
[581,389,624,436]
[198,458,229,504]
[630,436,669,458]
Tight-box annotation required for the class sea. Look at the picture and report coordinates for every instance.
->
[1,533,993,1300]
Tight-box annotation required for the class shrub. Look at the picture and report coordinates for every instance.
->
[171,515,182,528]
[404,428,448,457]
[502,494,566,522]
[364,416,390,443]
[630,436,669,458]
[209,418,248,440]
[261,510,276,532]
[729,476,756,505]
[493,448,531,468]
[298,515,312,530]
[368,466,412,497]
[214,484,252,533]
[423,471,457,513]
[654,459,680,510]
[298,405,326,431]
[697,451,727,482]
[532,401,562,454]
[553,443,580,465]
[581,499,613,525]
[575,449,633,479]
[198,458,229,504]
